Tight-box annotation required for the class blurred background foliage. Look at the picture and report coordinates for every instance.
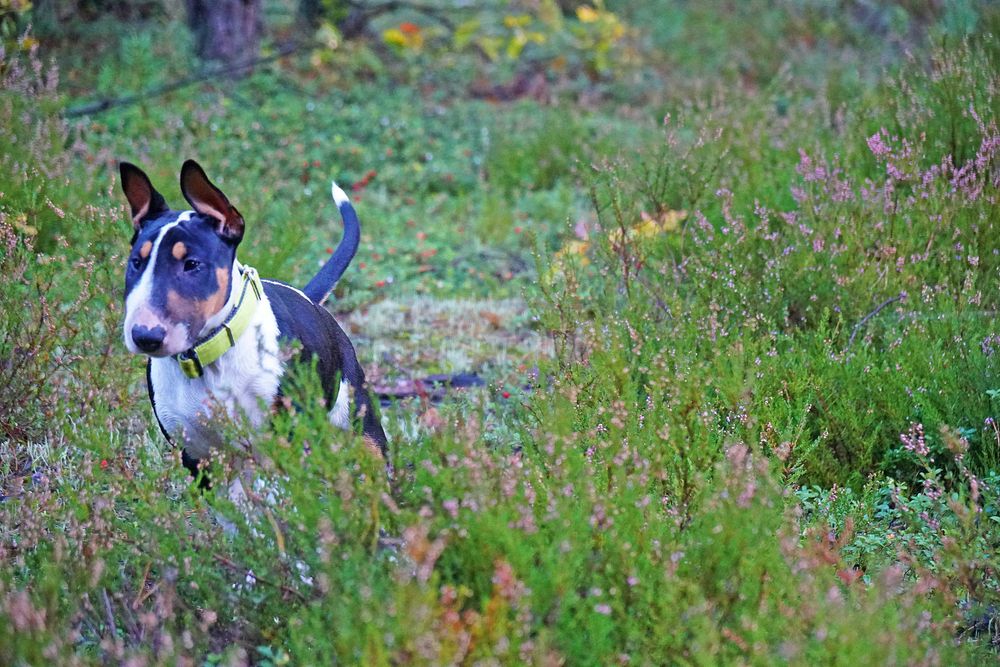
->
[2,0,1000,664]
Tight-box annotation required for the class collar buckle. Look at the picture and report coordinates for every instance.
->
[245,266,262,299]
[177,348,205,379]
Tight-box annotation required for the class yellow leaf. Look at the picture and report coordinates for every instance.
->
[660,209,687,231]
[383,27,422,50]
[316,21,340,50]
[382,28,407,48]
[638,209,687,235]
[453,19,481,50]
[478,36,503,61]
[577,6,600,23]
[537,0,563,28]
[635,218,659,238]
[506,33,527,59]
[503,14,532,29]
[13,213,37,236]
[545,240,591,284]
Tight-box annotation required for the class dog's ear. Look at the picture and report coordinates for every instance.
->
[180,160,244,243]
[119,162,168,231]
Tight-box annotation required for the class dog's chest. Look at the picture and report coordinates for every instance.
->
[148,300,284,459]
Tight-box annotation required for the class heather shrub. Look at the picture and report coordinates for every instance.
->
[0,45,134,469]
[2,4,1000,664]
[546,37,1000,487]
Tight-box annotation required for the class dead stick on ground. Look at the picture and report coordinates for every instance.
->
[847,292,906,352]
[131,561,153,610]
[101,588,117,638]
[65,41,305,118]
[212,553,308,602]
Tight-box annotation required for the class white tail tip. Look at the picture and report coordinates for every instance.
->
[331,181,350,207]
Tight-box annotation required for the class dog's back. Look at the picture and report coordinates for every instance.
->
[264,278,387,454]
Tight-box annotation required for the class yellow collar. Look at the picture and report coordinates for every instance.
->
[176,265,263,379]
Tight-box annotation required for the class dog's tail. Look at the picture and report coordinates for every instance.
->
[303,181,360,304]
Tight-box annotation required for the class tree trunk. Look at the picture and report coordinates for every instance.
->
[298,0,324,30]
[185,0,261,75]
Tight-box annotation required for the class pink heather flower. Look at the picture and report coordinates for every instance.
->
[796,149,828,182]
[980,335,1000,356]
[919,511,940,531]
[922,477,943,501]
[737,480,757,508]
[594,603,612,616]
[900,423,929,457]
[589,504,610,529]
[492,560,526,601]
[867,130,891,158]
[970,476,982,506]
[921,164,941,188]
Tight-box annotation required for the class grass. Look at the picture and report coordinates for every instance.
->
[2,1,1000,663]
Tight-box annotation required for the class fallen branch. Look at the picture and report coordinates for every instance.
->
[64,41,306,118]
[100,588,118,639]
[212,553,308,602]
[846,291,906,351]
[374,372,484,407]
[130,561,155,610]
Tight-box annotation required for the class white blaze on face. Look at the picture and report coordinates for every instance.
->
[122,214,191,356]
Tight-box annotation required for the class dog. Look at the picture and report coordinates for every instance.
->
[119,160,387,482]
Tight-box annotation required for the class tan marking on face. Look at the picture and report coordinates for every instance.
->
[213,267,230,315]
[171,241,187,260]
[139,240,152,259]
[165,267,230,329]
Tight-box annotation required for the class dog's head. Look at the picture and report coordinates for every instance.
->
[120,160,245,357]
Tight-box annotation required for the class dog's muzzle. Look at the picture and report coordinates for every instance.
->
[131,324,167,353]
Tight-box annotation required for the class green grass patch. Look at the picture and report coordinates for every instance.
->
[2,3,1000,663]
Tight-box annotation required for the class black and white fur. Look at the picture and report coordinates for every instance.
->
[119,160,387,479]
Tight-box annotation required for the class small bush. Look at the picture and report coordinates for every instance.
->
[2,5,999,664]
[546,38,1000,486]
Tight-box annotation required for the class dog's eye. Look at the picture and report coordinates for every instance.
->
[129,256,143,271]
[183,259,202,272]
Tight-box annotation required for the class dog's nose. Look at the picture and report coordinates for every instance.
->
[132,324,166,353]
